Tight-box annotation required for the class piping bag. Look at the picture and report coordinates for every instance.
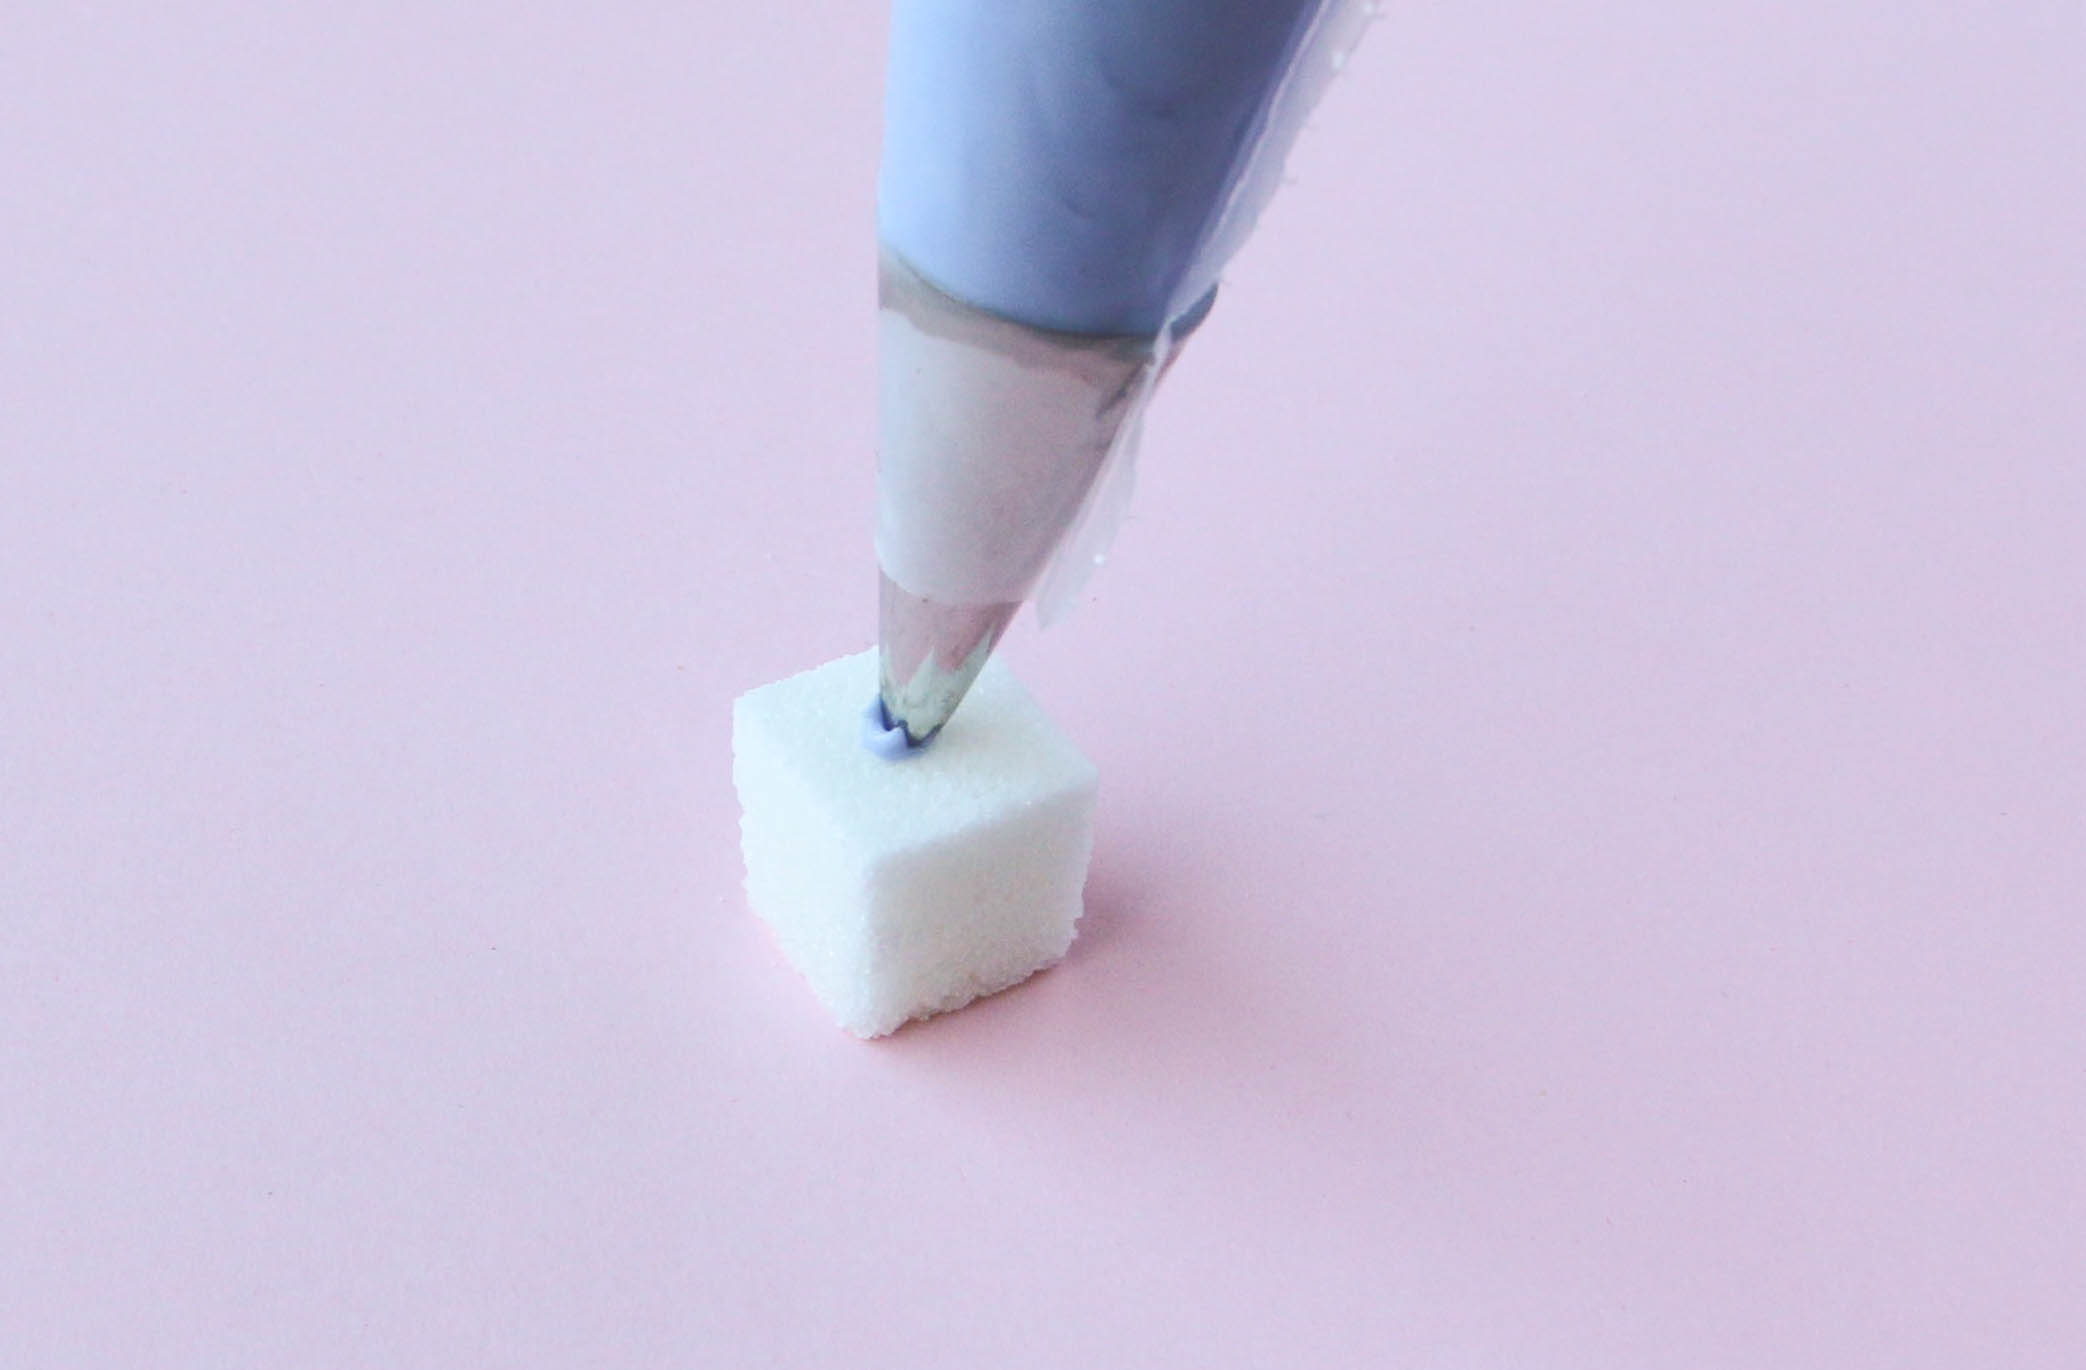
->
[873,0,1375,745]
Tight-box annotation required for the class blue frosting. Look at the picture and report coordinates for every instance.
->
[861,698,932,759]
[879,0,1323,336]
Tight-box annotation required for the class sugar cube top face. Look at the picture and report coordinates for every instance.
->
[732,650,1098,1038]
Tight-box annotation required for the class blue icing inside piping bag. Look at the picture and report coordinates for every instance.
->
[878,0,1327,336]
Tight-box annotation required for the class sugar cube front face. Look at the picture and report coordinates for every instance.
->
[731,650,1098,1038]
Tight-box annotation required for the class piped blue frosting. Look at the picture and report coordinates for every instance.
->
[861,698,932,760]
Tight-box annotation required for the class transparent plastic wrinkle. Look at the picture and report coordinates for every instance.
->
[1033,0,1375,625]
[1032,334,1168,626]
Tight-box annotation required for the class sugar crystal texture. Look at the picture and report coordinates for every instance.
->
[731,650,1098,1038]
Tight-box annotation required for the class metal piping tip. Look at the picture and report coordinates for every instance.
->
[877,572,1020,745]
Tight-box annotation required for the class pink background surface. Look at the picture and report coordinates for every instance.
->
[5,4,2082,1366]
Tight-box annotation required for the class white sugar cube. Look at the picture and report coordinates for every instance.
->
[731,649,1098,1038]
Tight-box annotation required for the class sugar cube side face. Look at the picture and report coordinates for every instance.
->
[731,650,1098,1038]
